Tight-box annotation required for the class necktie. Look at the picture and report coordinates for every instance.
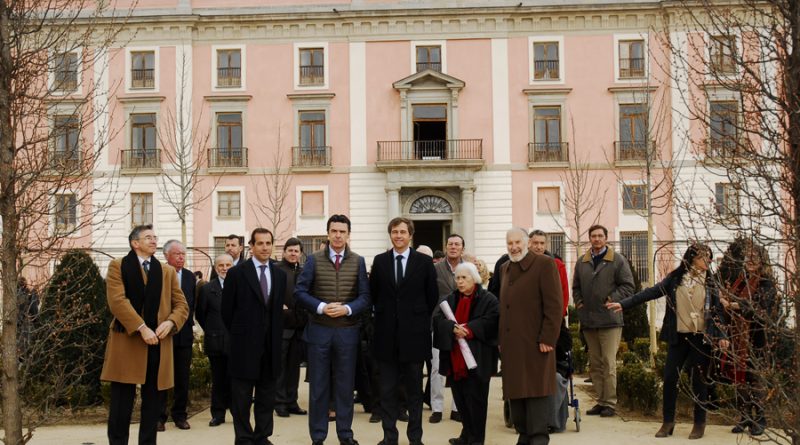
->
[259,265,270,305]
[396,254,404,286]
[334,254,341,272]
[142,260,150,274]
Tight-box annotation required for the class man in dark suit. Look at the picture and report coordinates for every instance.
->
[370,218,439,445]
[210,234,245,280]
[101,225,189,445]
[296,214,370,445]
[159,240,196,431]
[222,228,287,445]
[196,253,234,427]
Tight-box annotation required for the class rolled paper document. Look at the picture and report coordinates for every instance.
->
[439,301,478,370]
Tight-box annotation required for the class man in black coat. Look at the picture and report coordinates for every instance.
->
[159,240,197,431]
[370,217,439,445]
[222,228,287,445]
[196,253,234,427]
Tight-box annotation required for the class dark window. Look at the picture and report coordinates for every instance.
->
[131,113,157,150]
[622,184,647,211]
[55,194,78,231]
[547,232,566,260]
[217,49,242,87]
[299,48,324,85]
[620,231,648,283]
[54,52,78,92]
[533,42,559,80]
[534,107,561,144]
[709,101,739,156]
[709,35,736,75]
[131,193,153,227]
[299,111,326,148]
[131,51,155,88]
[217,113,243,150]
[416,46,442,72]
[715,183,739,220]
[619,40,645,78]
[53,115,80,163]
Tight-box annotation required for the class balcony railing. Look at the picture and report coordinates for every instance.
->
[619,57,645,78]
[122,148,161,170]
[533,60,560,80]
[292,146,331,168]
[131,68,155,88]
[217,67,242,87]
[299,65,324,85]
[615,140,654,162]
[416,62,442,72]
[208,147,248,168]
[377,139,483,162]
[706,137,741,159]
[54,73,78,92]
[528,142,569,163]
[50,153,80,172]
[710,56,737,76]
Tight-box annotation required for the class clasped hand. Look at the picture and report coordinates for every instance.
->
[139,320,175,345]
[453,323,469,339]
[323,302,348,318]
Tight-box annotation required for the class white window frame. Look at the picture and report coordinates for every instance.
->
[130,192,154,228]
[125,46,160,93]
[705,31,742,81]
[53,192,79,235]
[210,186,246,244]
[528,35,565,85]
[216,190,242,219]
[295,186,329,235]
[410,40,447,74]
[49,48,83,96]
[208,101,247,151]
[613,33,649,83]
[211,44,246,92]
[294,42,329,90]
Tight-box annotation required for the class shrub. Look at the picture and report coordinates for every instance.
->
[617,340,629,358]
[189,339,212,398]
[618,361,661,415]
[631,337,652,363]
[621,351,641,366]
[24,250,110,408]
[571,336,588,374]
[621,256,650,344]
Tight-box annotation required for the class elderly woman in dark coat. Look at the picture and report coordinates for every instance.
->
[433,261,499,445]
[607,243,724,440]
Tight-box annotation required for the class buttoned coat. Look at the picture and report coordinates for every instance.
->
[101,257,189,390]
[196,278,229,356]
[572,247,635,329]
[498,252,563,399]
[221,259,287,381]
[370,248,439,363]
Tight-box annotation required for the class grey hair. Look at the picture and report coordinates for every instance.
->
[454,261,482,285]
[416,245,433,257]
[506,227,529,240]
[162,239,185,254]
[214,253,234,265]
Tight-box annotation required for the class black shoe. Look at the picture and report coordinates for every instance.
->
[289,406,308,415]
[732,423,747,434]
[312,442,324,445]
[369,413,381,423]
[377,441,398,445]
[208,417,225,427]
[398,411,409,422]
[448,438,467,445]
[340,439,359,445]
[600,407,616,417]
[750,424,765,436]
[409,442,424,445]
[450,411,462,422]
[586,404,604,415]
[276,408,290,418]
[584,377,592,383]
[429,412,442,423]
[157,421,166,432]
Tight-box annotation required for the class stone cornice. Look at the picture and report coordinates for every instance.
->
[203,94,252,102]
[117,95,166,103]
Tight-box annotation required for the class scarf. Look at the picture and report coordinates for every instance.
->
[450,285,476,381]
[722,274,759,383]
[115,250,162,332]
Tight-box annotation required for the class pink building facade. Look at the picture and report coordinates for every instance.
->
[70,0,757,284]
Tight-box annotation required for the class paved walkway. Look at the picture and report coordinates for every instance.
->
[27,377,768,445]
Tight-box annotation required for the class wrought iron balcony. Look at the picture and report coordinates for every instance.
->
[208,147,248,169]
[619,57,645,78]
[217,67,242,87]
[292,146,331,169]
[376,139,483,170]
[706,137,742,160]
[49,152,81,173]
[528,142,569,164]
[299,66,324,85]
[416,62,442,72]
[533,60,560,80]
[122,149,161,170]
[53,74,78,92]
[614,140,654,163]
[131,68,155,88]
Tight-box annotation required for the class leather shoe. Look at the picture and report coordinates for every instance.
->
[448,438,467,445]
[276,408,290,418]
[429,412,442,423]
[688,423,705,440]
[312,441,324,445]
[174,419,191,430]
[398,411,409,422]
[377,441,397,445]
[449,411,462,422]
[655,422,675,438]
[731,422,747,434]
[586,404,603,415]
[208,417,225,427]
[289,406,308,415]
[340,439,359,445]
[369,413,381,423]
[600,407,616,417]
[156,421,165,432]
[750,424,765,436]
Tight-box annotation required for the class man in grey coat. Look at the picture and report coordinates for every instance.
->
[572,225,634,418]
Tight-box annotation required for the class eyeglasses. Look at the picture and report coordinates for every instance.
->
[138,235,158,242]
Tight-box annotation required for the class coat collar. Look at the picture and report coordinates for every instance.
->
[581,246,616,263]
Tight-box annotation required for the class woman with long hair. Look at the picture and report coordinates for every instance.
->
[717,239,777,437]
[606,243,724,440]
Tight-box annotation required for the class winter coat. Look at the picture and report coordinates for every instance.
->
[572,247,634,329]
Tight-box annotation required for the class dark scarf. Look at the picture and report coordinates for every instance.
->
[114,250,162,332]
[450,285,477,381]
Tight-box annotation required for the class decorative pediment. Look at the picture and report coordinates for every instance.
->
[392,69,465,92]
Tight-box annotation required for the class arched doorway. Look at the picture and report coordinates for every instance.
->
[407,193,455,253]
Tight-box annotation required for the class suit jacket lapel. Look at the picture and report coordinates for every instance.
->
[243,260,264,305]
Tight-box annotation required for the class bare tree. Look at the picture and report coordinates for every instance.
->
[157,50,215,245]
[251,125,293,244]
[0,2,132,443]
[662,2,799,443]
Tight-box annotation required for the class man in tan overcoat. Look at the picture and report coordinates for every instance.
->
[499,228,563,445]
[101,224,189,445]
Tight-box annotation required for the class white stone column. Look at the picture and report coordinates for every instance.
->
[461,186,475,252]
[387,187,401,219]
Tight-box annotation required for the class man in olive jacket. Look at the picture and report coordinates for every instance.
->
[101,224,189,445]
[572,224,634,417]
[499,228,563,445]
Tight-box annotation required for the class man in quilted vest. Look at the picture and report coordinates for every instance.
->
[295,214,371,445]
